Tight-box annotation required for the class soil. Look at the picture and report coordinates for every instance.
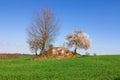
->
[0,54,19,59]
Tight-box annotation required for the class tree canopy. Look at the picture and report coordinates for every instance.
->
[66,30,91,53]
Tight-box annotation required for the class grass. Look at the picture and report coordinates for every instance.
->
[0,55,120,80]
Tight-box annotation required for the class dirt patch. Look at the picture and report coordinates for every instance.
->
[0,54,19,59]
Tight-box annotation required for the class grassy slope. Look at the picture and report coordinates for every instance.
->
[0,55,120,80]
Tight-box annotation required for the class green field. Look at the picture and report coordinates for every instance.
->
[0,55,120,80]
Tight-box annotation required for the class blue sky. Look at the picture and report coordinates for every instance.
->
[0,0,120,55]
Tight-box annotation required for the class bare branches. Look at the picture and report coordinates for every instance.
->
[26,6,59,55]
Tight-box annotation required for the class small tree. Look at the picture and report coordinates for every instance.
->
[66,30,91,53]
[26,6,59,55]
[27,39,42,56]
[48,44,53,49]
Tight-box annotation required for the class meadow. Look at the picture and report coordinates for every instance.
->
[0,55,120,80]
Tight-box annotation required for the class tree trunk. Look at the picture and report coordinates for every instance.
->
[74,48,77,53]
[40,47,44,55]
[35,48,38,56]
[35,52,37,56]
[40,42,45,55]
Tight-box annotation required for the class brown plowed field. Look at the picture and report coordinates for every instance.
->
[0,54,19,58]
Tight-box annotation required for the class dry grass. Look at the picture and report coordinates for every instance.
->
[33,52,80,60]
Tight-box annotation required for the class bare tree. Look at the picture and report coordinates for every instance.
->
[26,6,59,55]
[66,30,91,53]
[27,39,41,56]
